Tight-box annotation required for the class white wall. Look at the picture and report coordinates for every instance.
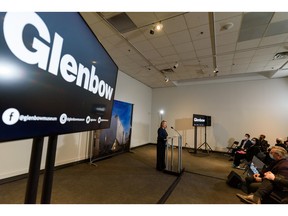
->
[151,78,288,152]
[0,70,152,179]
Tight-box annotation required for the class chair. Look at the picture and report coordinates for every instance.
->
[226,141,239,155]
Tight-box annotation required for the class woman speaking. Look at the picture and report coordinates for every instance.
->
[156,120,168,171]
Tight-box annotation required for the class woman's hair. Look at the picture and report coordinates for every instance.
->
[160,120,167,128]
[270,146,287,158]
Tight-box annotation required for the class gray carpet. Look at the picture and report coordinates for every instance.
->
[0,145,245,204]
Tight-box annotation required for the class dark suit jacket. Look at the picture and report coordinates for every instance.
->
[239,139,253,150]
[262,159,288,179]
[157,127,168,145]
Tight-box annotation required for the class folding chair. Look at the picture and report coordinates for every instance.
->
[226,141,239,156]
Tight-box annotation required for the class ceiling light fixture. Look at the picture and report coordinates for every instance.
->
[173,62,179,69]
[164,76,170,82]
[220,22,234,31]
[213,67,219,77]
[150,23,163,35]
[155,23,163,31]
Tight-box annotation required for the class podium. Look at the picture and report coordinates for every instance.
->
[164,135,184,175]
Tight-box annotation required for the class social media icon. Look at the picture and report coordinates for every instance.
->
[86,116,90,124]
[60,113,67,124]
[2,108,20,125]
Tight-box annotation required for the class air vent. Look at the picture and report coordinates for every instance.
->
[273,51,288,60]
[160,68,174,73]
[106,12,137,34]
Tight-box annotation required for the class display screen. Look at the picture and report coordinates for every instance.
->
[193,114,206,127]
[0,12,118,142]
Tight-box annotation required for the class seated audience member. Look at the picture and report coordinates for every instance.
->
[236,171,288,204]
[244,146,288,194]
[232,137,258,169]
[275,137,288,151]
[284,136,288,146]
[231,134,252,156]
[259,134,269,153]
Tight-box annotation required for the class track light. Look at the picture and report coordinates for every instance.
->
[155,23,163,31]
[150,23,163,35]
[173,62,179,69]
[213,67,219,77]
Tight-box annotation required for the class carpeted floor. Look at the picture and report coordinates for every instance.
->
[0,144,245,204]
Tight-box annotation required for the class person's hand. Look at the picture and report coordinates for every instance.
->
[253,173,260,178]
[253,173,262,182]
[264,171,275,181]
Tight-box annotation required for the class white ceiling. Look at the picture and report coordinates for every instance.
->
[80,12,288,88]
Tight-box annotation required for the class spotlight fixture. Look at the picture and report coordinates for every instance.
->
[155,23,163,31]
[213,67,219,77]
[150,23,163,35]
[173,62,179,69]
[164,76,169,82]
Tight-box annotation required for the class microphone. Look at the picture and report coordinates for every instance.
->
[171,126,181,136]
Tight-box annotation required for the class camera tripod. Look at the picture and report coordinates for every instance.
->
[197,126,213,153]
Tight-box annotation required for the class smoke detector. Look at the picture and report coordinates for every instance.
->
[273,51,288,60]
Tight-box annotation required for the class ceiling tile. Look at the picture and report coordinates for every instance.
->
[241,12,274,29]
[214,12,242,22]
[162,15,187,34]
[216,31,238,46]
[184,12,209,28]
[149,35,172,49]
[234,50,256,59]
[132,40,154,52]
[195,48,213,57]
[238,25,268,42]
[141,49,162,60]
[233,57,251,65]
[254,47,280,56]
[259,33,288,46]
[168,30,191,45]
[157,46,177,57]
[174,42,195,54]
[265,20,288,37]
[80,12,101,25]
[123,29,147,43]
[216,54,234,61]
[216,43,236,54]
[217,59,233,67]
[236,39,261,50]
[127,12,158,27]
[178,51,197,60]
[189,24,211,40]
[270,12,288,23]
[90,21,116,38]
[193,38,212,50]
[251,55,272,63]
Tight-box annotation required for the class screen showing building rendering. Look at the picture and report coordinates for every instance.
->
[92,100,133,159]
